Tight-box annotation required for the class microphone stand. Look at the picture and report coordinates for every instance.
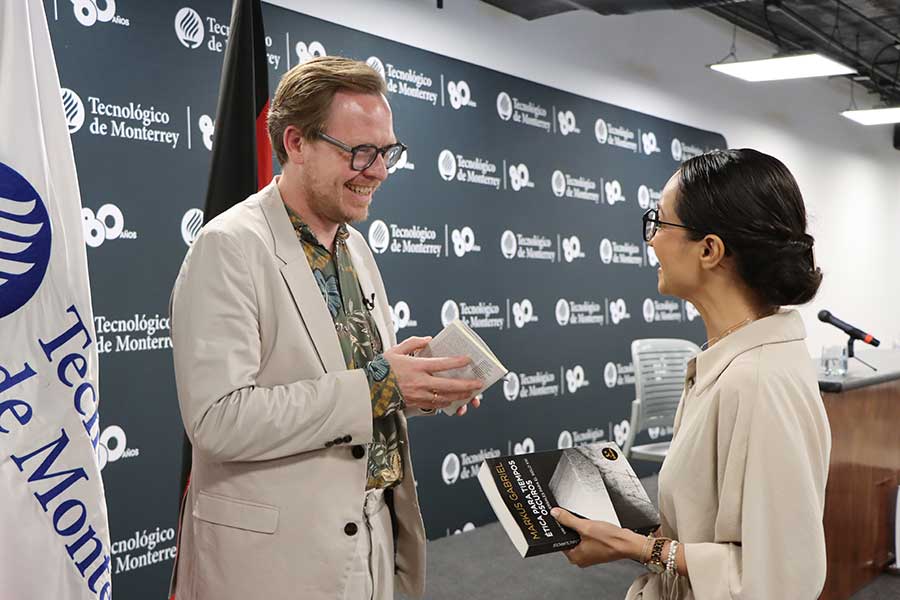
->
[847,336,877,372]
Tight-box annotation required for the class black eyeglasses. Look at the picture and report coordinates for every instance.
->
[642,208,701,242]
[316,132,407,171]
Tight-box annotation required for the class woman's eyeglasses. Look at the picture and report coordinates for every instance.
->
[642,208,701,242]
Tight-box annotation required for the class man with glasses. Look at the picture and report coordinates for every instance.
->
[169,56,482,600]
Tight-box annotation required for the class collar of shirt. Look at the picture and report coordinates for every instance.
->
[282,203,349,250]
[687,309,807,395]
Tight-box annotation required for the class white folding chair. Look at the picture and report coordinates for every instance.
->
[622,338,700,463]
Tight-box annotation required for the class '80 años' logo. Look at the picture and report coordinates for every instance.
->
[391,301,417,333]
[297,41,327,64]
[0,163,52,319]
[508,163,531,191]
[97,425,139,470]
[451,522,476,535]
[72,0,128,27]
[511,299,535,328]
[565,365,587,393]
[447,81,473,110]
[613,420,630,448]
[513,437,535,455]
[82,204,135,248]
[561,235,583,263]
[557,110,579,136]
[641,131,659,155]
[451,226,478,257]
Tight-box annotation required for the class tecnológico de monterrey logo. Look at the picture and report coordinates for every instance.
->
[0,162,52,319]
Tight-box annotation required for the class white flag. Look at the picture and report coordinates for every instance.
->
[0,2,112,599]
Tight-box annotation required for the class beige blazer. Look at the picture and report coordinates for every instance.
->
[627,310,831,599]
[169,179,426,600]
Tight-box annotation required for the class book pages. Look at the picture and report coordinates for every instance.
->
[418,319,507,415]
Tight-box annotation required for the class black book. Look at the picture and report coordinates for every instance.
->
[478,442,658,557]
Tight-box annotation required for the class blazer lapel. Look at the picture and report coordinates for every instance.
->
[259,181,345,373]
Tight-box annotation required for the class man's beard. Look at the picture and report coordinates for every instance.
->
[304,177,368,225]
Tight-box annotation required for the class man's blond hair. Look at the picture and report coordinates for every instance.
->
[267,56,387,165]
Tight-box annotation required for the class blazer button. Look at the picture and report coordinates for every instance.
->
[343,435,352,444]
[352,445,365,459]
[344,522,358,536]
[325,441,334,448]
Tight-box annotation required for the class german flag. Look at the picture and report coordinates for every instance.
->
[174,0,270,584]
[204,0,272,218]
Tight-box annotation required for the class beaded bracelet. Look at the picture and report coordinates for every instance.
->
[665,540,680,574]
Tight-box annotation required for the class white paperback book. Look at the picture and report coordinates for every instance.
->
[416,319,508,415]
[548,443,658,529]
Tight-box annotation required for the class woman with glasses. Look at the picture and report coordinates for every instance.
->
[551,149,831,599]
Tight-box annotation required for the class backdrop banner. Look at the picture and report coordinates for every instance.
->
[46,0,724,596]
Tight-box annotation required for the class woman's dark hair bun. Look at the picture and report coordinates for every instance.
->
[677,149,822,307]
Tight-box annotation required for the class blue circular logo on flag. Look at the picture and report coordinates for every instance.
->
[0,162,52,319]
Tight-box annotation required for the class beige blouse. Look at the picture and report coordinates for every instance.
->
[626,310,831,600]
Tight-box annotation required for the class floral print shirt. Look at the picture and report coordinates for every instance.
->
[285,204,404,490]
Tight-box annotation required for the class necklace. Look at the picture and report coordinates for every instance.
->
[701,316,755,351]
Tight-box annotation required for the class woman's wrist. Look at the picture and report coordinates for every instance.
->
[620,529,649,562]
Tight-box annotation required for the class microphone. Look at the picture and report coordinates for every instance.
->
[362,292,376,311]
[817,310,880,347]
